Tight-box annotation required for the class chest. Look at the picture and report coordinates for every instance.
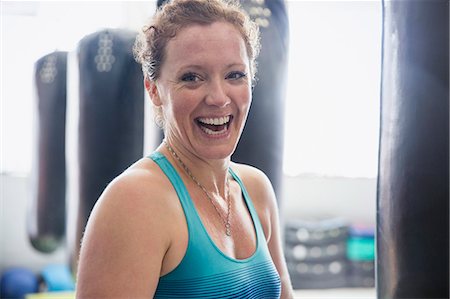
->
[189,179,262,260]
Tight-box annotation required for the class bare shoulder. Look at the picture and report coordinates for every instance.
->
[230,163,278,241]
[230,162,276,206]
[103,157,172,208]
[76,156,175,298]
[89,157,174,227]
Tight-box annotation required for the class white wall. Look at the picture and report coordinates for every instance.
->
[281,175,376,226]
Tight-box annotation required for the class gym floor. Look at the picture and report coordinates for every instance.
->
[294,287,376,298]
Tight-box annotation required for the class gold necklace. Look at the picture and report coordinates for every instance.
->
[163,141,232,236]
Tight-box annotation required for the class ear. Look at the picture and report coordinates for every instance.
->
[144,78,162,106]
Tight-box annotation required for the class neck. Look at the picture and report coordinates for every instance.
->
[161,139,230,195]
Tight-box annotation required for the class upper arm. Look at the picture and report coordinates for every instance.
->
[236,165,294,299]
[76,172,170,299]
[264,188,295,299]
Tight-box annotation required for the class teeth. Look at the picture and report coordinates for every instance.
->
[198,115,230,125]
[200,126,228,135]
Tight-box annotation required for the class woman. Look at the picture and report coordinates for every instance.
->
[76,0,294,298]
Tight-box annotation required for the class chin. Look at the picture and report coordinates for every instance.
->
[197,144,237,160]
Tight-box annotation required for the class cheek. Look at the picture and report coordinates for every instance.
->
[167,91,197,120]
[236,87,252,111]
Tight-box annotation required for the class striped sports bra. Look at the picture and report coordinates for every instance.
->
[149,152,281,298]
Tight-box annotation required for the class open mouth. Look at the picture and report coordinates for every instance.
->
[196,115,233,136]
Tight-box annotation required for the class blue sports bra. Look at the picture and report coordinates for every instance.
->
[149,152,281,298]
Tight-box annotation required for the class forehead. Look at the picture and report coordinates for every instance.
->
[163,22,249,69]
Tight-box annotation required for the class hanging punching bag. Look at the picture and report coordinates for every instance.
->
[232,0,289,199]
[73,29,145,268]
[377,0,449,297]
[28,51,68,253]
[155,0,289,199]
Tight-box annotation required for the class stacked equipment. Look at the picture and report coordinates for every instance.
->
[284,218,349,289]
[346,226,375,287]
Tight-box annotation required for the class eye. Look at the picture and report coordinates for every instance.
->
[226,71,247,80]
[180,72,202,82]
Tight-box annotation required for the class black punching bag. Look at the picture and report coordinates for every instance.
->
[74,29,145,266]
[29,51,68,253]
[377,0,449,298]
[232,0,289,198]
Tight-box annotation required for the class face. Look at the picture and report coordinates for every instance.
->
[148,21,252,160]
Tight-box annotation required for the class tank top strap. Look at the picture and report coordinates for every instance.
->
[149,152,265,253]
[148,152,200,236]
[228,167,266,240]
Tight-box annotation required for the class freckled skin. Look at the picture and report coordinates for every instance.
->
[149,22,252,162]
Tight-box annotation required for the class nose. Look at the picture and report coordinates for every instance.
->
[205,79,231,108]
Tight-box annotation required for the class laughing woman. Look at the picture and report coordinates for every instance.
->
[75,0,294,298]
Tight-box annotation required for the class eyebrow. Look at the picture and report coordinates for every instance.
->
[177,63,247,72]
